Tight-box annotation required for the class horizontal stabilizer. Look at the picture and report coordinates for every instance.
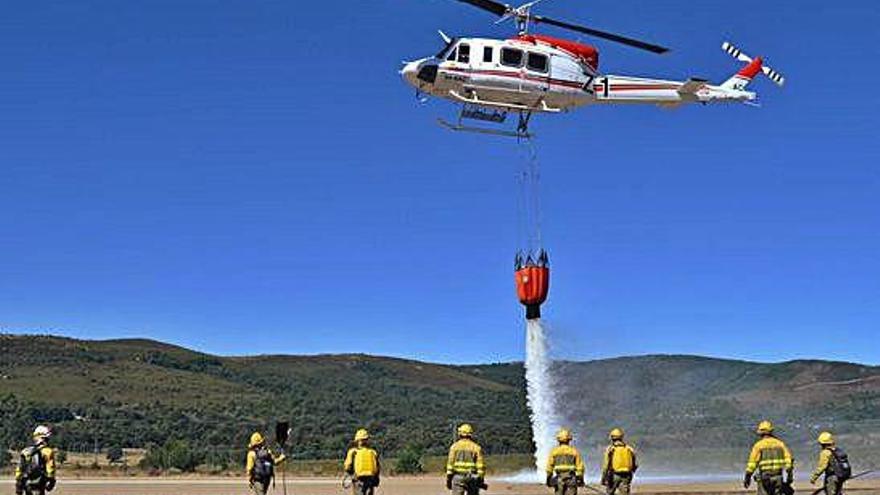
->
[677,78,708,96]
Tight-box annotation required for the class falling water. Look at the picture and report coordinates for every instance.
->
[524,318,562,477]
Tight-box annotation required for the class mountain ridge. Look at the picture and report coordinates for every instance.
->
[1,333,878,472]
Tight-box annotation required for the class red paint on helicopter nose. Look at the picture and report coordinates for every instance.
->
[516,34,599,70]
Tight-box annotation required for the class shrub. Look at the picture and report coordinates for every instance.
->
[106,446,124,464]
[394,445,424,474]
[141,440,202,472]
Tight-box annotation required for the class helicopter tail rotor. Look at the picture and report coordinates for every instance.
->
[721,41,785,88]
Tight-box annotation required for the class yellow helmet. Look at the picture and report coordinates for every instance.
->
[249,432,265,448]
[354,428,370,442]
[457,423,474,438]
[609,428,625,441]
[756,420,774,435]
[817,431,835,445]
[32,425,53,443]
[556,428,573,443]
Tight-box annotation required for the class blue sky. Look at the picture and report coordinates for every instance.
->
[1,1,877,365]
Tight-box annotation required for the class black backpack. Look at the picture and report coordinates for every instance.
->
[829,447,852,480]
[252,446,275,483]
[19,446,46,482]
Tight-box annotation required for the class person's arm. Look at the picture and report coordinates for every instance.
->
[375,450,381,476]
[272,449,287,466]
[629,446,638,473]
[811,450,831,483]
[545,448,556,476]
[246,451,256,480]
[601,446,613,486]
[42,448,57,491]
[475,446,486,478]
[783,442,794,483]
[14,455,23,495]
[576,449,586,477]
[344,448,355,475]
[446,445,457,475]
[445,445,456,490]
[745,443,761,475]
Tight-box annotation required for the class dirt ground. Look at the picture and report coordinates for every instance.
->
[2,477,879,495]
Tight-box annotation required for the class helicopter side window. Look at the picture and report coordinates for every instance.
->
[483,46,494,63]
[500,47,523,68]
[457,43,470,63]
[527,52,548,73]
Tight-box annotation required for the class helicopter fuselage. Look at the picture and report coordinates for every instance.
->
[401,35,757,114]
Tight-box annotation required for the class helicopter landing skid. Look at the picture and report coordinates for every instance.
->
[437,107,533,139]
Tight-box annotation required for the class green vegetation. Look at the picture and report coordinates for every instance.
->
[141,439,202,472]
[1,334,879,475]
[393,445,424,474]
[106,446,124,464]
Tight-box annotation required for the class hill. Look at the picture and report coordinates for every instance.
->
[1,334,878,473]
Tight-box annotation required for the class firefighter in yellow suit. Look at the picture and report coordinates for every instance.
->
[446,424,486,495]
[246,432,287,495]
[601,428,637,495]
[15,426,56,495]
[344,429,381,495]
[743,421,794,495]
[810,432,845,495]
[546,428,585,495]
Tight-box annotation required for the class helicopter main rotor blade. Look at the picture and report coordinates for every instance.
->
[532,14,669,54]
[454,0,510,17]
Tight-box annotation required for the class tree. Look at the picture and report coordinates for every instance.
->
[106,446,124,464]
[393,445,424,474]
[0,449,11,468]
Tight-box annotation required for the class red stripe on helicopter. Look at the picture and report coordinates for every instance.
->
[594,83,680,91]
[445,67,585,89]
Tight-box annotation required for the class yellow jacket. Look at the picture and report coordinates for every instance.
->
[14,445,55,481]
[602,441,637,474]
[344,446,380,477]
[546,444,585,476]
[745,436,793,475]
[811,448,833,480]
[446,438,485,476]
[246,447,286,479]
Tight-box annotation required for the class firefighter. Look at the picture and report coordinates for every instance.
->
[545,428,585,495]
[344,429,381,495]
[601,428,637,495]
[446,424,486,495]
[810,432,851,495]
[14,425,56,495]
[743,420,794,495]
[246,431,287,495]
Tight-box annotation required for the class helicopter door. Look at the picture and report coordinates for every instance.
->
[526,52,551,93]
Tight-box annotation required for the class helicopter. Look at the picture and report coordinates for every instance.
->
[401,0,785,137]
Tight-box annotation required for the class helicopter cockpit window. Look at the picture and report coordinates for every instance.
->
[446,46,458,61]
[527,52,548,73]
[457,43,471,63]
[501,47,524,67]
